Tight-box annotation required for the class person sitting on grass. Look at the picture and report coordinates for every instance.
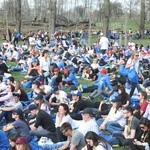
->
[58,122,86,150]
[113,106,142,147]
[81,131,113,150]
[70,91,101,120]
[0,92,23,124]
[89,69,113,100]
[128,117,150,150]
[3,109,31,142]
[97,97,126,135]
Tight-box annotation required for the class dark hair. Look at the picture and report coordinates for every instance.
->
[59,103,69,115]
[9,133,20,150]
[85,131,111,150]
[119,86,129,104]
[140,117,150,128]
[0,76,3,82]
[60,122,72,132]
[8,77,15,83]
[10,84,15,92]
[124,106,133,115]
[139,91,147,99]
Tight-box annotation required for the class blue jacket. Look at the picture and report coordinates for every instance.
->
[57,60,65,69]
[98,74,113,91]
[94,73,102,86]
[0,131,10,149]
[63,72,78,85]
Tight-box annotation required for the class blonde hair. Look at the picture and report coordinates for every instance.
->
[131,52,139,59]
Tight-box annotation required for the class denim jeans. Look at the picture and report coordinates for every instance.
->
[41,142,65,150]
[96,118,104,127]
[130,83,141,97]
[83,85,98,93]
[106,121,124,134]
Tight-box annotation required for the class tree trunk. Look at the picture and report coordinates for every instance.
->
[49,0,57,34]
[102,0,110,36]
[129,0,132,19]
[140,0,145,38]
[16,0,22,32]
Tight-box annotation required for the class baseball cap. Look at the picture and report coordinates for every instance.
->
[52,86,59,93]
[12,109,23,116]
[64,69,69,74]
[16,137,27,144]
[81,108,94,117]
[100,69,107,74]
[28,104,37,111]
[54,68,60,72]
[111,97,121,103]
[72,91,81,96]
[34,93,44,101]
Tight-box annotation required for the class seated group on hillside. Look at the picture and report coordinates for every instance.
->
[0,29,150,150]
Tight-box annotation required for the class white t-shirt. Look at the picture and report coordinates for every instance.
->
[93,143,113,150]
[77,118,99,136]
[56,114,79,129]
[127,58,139,73]
[40,57,50,72]
[51,90,68,103]
[14,101,23,110]
[0,82,7,92]
[105,107,126,127]
[99,36,109,50]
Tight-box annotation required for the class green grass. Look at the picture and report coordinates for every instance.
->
[7,63,126,150]
[96,18,150,32]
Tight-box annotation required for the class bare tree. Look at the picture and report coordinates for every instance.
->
[102,0,110,36]
[48,0,57,34]
[15,0,22,32]
[140,0,146,38]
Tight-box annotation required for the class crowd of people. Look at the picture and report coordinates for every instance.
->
[0,28,149,150]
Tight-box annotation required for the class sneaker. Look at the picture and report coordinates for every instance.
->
[78,84,83,92]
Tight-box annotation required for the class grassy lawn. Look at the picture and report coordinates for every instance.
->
[7,62,127,150]
[96,18,150,32]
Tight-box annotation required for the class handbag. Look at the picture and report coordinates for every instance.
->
[127,66,139,84]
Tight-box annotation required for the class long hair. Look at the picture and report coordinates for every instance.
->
[119,86,129,102]
[85,131,111,150]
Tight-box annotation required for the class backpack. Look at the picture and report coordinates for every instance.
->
[127,67,139,84]
[15,32,21,39]
[118,65,128,77]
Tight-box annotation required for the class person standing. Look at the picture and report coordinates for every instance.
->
[80,29,87,46]
[126,52,143,97]
[99,33,109,54]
